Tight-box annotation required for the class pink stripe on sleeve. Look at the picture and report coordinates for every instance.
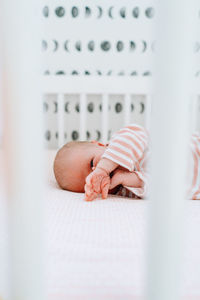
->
[107,144,135,162]
[103,124,149,172]
[108,138,140,161]
[118,128,147,148]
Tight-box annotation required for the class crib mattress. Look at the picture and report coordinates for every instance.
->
[1,150,200,300]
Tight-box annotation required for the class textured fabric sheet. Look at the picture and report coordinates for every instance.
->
[1,150,200,300]
[46,151,148,299]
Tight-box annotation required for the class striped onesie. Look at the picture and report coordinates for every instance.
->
[102,124,200,200]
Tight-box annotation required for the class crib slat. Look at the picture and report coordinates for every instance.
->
[147,1,196,300]
[124,94,131,126]
[58,94,65,148]
[191,95,198,133]
[79,93,87,141]
[1,1,45,299]
[144,95,152,131]
[102,94,109,143]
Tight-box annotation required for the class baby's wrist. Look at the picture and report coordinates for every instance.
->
[96,158,118,175]
[95,166,109,175]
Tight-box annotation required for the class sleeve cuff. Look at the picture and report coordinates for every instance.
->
[102,153,134,172]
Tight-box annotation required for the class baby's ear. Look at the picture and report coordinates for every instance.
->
[90,140,106,147]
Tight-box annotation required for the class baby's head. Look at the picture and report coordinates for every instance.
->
[53,141,106,193]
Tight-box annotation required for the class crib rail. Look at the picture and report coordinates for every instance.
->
[147,1,197,300]
[42,77,153,94]
[42,77,200,148]
[1,1,199,300]
[42,77,153,146]
[1,1,45,300]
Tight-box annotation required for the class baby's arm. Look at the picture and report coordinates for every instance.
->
[84,158,118,201]
[85,124,148,201]
[109,168,143,190]
[96,157,118,174]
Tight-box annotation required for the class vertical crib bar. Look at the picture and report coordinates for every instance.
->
[1,1,45,300]
[144,95,152,131]
[0,32,6,298]
[124,94,131,126]
[80,93,87,141]
[191,95,198,133]
[147,1,195,300]
[0,59,2,146]
[102,94,109,143]
[58,93,64,148]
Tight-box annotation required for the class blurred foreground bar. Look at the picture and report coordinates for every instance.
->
[1,1,45,300]
[147,1,197,300]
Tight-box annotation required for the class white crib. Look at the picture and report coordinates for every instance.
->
[42,77,152,149]
[41,0,155,149]
[1,1,200,300]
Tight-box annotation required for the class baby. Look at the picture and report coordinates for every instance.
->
[54,124,149,201]
[54,124,200,201]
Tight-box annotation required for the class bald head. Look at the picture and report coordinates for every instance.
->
[53,140,106,192]
[53,141,89,190]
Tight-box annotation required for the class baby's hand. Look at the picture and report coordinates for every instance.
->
[84,167,110,201]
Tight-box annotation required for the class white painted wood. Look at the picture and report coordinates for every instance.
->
[79,94,87,140]
[191,95,198,133]
[1,1,45,299]
[58,94,64,147]
[102,94,109,143]
[0,46,2,147]
[124,94,131,126]
[42,77,153,94]
[144,95,152,131]
[147,1,197,300]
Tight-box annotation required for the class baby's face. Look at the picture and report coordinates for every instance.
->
[56,142,106,193]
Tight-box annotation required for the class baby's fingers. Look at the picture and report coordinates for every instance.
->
[101,177,110,199]
[102,184,109,199]
[84,190,97,201]
[84,184,97,201]
[91,175,103,194]
[85,173,93,186]
[85,193,97,201]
